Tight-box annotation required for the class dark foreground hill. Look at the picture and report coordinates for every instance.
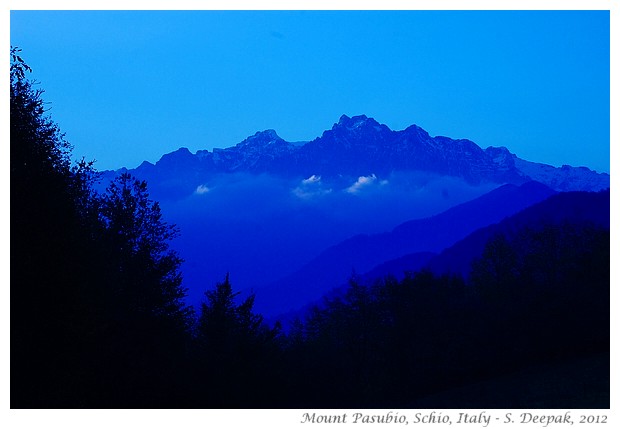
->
[424,188,610,279]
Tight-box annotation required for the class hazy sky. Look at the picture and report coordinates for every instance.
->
[10,10,610,173]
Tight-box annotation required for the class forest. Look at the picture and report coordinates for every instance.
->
[10,48,610,408]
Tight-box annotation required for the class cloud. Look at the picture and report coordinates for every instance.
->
[346,174,378,194]
[162,170,499,312]
[293,175,332,200]
[302,174,322,185]
[292,187,333,200]
[194,184,210,195]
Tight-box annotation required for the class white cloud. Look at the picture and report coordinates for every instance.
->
[292,186,333,200]
[292,174,331,199]
[302,174,321,185]
[195,184,210,195]
[346,174,377,194]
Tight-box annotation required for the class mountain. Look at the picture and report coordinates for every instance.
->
[276,188,610,327]
[105,115,609,201]
[422,189,610,279]
[252,181,557,316]
[360,189,610,284]
[485,146,609,192]
[99,115,609,315]
[360,252,438,284]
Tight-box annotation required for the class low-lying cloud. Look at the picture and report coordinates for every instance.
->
[302,174,321,185]
[293,174,333,200]
[158,170,500,309]
[194,184,210,195]
[346,174,377,194]
[345,174,390,194]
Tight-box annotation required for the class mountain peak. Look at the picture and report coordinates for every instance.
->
[336,114,375,130]
[154,146,199,171]
[115,115,609,197]
[252,129,280,140]
[238,129,283,147]
[159,146,193,160]
[257,129,280,140]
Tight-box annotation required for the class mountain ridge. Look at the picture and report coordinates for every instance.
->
[252,180,558,316]
[98,115,610,315]
[424,188,611,279]
[273,187,610,324]
[104,115,609,200]
[362,188,611,285]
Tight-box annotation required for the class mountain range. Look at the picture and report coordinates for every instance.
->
[252,181,557,315]
[269,187,610,323]
[102,115,610,317]
[107,114,609,200]
[424,188,610,279]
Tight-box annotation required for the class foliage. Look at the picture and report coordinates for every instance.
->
[11,48,193,407]
[284,222,609,407]
[193,274,283,407]
[99,173,192,327]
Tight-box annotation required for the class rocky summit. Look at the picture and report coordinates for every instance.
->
[106,115,609,200]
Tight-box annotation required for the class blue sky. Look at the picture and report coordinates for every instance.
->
[10,10,610,173]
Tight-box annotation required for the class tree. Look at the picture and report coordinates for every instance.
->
[11,48,194,407]
[198,273,277,359]
[195,274,281,406]
[99,172,192,329]
[11,46,104,407]
[10,47,72,180]
[470,233,520,301]
[89,172,195,406]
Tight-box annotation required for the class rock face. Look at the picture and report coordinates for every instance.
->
[105,114,609,200]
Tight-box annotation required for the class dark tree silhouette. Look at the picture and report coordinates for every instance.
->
[194,274,282,407]
[198,274,263,350]
[11,48,193,407]
[287,219,609,408]
[99,172,192,329]
[11,46,100,407]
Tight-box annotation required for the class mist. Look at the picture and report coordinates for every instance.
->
[159,171,499,308]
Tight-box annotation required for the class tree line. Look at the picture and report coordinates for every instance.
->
[11,49,609,408]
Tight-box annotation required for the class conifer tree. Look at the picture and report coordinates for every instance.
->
[196,274,281,406]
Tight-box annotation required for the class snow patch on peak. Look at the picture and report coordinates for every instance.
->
[252,129,280,141]
[350,115,369,128]
[237,129,284,148]
[403,124,431,140]
[485,146,516,171]
[514,158,610,192]
[337,114,371,130]
[486,146,513,160]
[258,129,280,140]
